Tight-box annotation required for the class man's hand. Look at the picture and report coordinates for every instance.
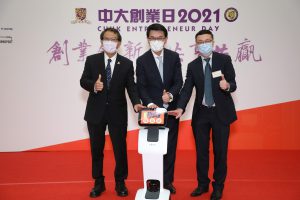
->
[162,89,170,104]
[94,74,104,92]
[219,74,229,91]
[168,108,183,119]
[134,104,146,112]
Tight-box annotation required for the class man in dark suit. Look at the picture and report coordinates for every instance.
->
[80,28,144,198]
[136,23,183,194]
[169,30,237,200]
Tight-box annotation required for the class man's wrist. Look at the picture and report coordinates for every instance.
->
[226,83,230,91]
[167,92,173,102]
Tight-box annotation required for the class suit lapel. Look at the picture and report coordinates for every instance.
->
[109,54,121,88]
[211,52,220,72]
[192,56,204,88]
[211,52,223,88]
[98,53,106,84]
[163,49,170,86]
[194,56,204,82]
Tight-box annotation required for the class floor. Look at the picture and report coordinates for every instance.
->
[1,150,299,200]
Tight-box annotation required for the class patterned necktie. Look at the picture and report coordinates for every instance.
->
[204,58,214,106]
[106,58,112,89]
[157,56,164,82]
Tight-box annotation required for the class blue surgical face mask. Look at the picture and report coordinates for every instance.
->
[198,42,213,57]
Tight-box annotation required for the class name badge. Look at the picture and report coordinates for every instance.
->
[212,70,222,78]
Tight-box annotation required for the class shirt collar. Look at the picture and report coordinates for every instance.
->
[200,52,213,62]
[151,49,164,59]
[104,52,117,63]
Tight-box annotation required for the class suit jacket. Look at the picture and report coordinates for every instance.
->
[177,52,237,125]
[136,48,183,110]
[80,53,140,125]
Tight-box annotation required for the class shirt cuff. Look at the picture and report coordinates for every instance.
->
[226,83,230,92]
[147,103,155,107]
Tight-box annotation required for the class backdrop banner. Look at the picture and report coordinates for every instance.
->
[1,0,300,151]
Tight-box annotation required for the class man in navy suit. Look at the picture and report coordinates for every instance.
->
[136,23,183,194]
[80,28,144,198]
[169,30,237,200]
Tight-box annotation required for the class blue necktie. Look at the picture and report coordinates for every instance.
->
[157,56,164,82]
[204,58,214,106]
[106,58,112,89]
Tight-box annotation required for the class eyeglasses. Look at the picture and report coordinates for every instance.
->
[196,40,213,45]
[148,37,166,41]
[103,38,119,42]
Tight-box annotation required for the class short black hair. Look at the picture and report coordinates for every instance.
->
[146,23,168,38]
[100,27,122,42]
[195,30,214,40]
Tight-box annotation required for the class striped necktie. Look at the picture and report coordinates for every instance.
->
[106,58,112,89]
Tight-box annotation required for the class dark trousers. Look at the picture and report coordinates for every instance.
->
[163,116,179,185]
[87,111,128,183]
[192,106,230,190]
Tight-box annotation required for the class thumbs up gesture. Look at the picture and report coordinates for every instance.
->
[162,89,170,104]
[219,74,229,91]
[94,74,104,92]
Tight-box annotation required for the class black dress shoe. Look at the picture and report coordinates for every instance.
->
[164,183,176,194]
[89,184,106,198]
[190,186,209,197]
[210,189,223,200]
[115,181,128,197]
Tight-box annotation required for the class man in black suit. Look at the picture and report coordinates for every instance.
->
[169,30,237,200]
[136,23,183,194]
[80,28,144,198]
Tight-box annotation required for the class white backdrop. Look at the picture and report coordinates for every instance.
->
[1,0,300,151]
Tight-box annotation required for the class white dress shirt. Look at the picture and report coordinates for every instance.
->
[104,52,117,76]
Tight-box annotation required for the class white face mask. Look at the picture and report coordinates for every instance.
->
[198,42,213,57]
[102,40,118,53]
[150,40,165,52]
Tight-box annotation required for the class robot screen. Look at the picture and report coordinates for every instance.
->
[138,108,168,126]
